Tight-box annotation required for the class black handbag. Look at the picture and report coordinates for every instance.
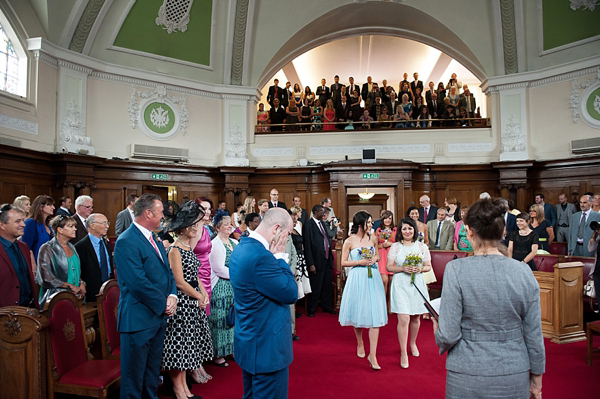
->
[226,303,235,328]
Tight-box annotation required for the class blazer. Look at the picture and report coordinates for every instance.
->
[70,215,88,245]
[22,218,52,260]
[75,234,114,303]
[410,80,424,97]
[315,85,330,105]
[418,206,439,223]
[302,218,333,271]
[542,203,556,227]
[458,94,476,113]
[36,238,81,308]
[299,208,309,225]
[436,255,545,376]
[426,219,454,250]
[266,85,283,106]
[0,240,37,307]
[555,202,577,227]
[568,210,600,256]
[114,224,176,333]
[55,208,73,216]
[229,235,297,374]
[361,82,378,102]
[268,201,287,210]
[505,212,518,241]
[115,208,133,237]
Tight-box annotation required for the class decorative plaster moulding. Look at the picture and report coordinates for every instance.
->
[253,147,294,157]
[0,113,38,135]
[128,85,188,140]
[447,142,494,152]
[569,68,600,128]
[156,0,194,34]
[310,144,431,156]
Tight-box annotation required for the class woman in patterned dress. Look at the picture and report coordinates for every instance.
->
[191,197,215,315]
[311,99,323,130]
[162,201,214,399]
[256,103,269,132]
[454,206,473,252]
[208,215,237,367]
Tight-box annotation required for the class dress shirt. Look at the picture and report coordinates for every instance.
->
[247,230,289,263]
[60,206,71,215]
[89,233,111,278]
[0,235,32,305]
[128,207,134,221]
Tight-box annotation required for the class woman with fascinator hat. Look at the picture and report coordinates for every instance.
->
[161,201,214,399]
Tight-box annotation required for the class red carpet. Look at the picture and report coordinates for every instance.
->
[184,309,598,398]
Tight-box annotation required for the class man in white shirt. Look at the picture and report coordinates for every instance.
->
[268,189,287,210]
[568,195,600,256]
[427,208,454,250]
[418,195,438,223]
[115,194,138,237]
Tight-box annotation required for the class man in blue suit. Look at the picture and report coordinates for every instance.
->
[114,194,177,399]
[230,208,298,399]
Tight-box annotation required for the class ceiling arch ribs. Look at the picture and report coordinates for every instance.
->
[68,0,113,55]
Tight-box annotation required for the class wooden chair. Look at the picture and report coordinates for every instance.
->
[41,291,120,399]
[428,250,470,292]
[96,279,121,360]
[586,321,600,366]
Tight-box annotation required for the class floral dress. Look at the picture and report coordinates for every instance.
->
[311,106,322,130]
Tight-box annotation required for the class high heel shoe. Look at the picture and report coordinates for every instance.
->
[410,345,420,357]
[357,345,366,358]
[400,354,409,369]
[367,355,381,371]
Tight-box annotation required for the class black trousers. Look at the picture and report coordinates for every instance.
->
[308,267,333,313]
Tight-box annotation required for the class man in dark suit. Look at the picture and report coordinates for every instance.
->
[336,95,350,125]
[266,78,283,108]
[365,82,380,110]
[418,195,438,223]
[75,213,113,303]
[303,204,337,317]
[410,72,423,99]
[115,194,177,399]
[330,75,344,109]
[458,87,477,125]
[55,196,73,216]
[427,92,443,126]
[347,76,360,99]
[292,196,309,225]
[534,193,556,228]
[316,78,330,107]
[425,81,436,103]
[281,81,292,108]
[268,99,286,132]
[0,204,37,308]
[499,198,517,244]
[385,91,400,116]
[229,208,297,399]
[361,76,376,103]
[115,193,138,237]
[71,195,93,245]
[268,188,287,210]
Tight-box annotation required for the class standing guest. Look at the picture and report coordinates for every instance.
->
[316,78,330,106]
[162,201,213,395]
[292,83,302,107]
[375,210,396,296]
[257,199,269,220]
[232,203,244,229]
[534,193,556,228]
[556,193,577,242]
[36,215,85,308]
[323,99,336,131]
[256,103,269,132]
[230,208,297,399]
[349,89,362,120]
[411,95,424,121]
[448,86,460,106]
[399,82,413,104]
[299,98,312,131]
[508,213,539,271]
[266,78,282,108]
[286,96,300,131]
[427,92,442,126]
[453,206,473,251]
[592,193,600,213]
[459,88,476,124]
[347,76,359,100]
[281,81,292,108]
[115,194,138,238]
[568,194,600,256]
[22,195,55,261]
[114,194,177,399]
[410,72,423,99]
[339,211,387,370]
[292,196,309,225]
[407,206,430,245]
[362,76,376,103]
[75,213,113,303]
[0,204,37,308]
[304,204,337,317]
[269,188,287,210]
[13,195,31,215]
[284,219,299,340]
[529,204,554,252]
[425,81,436,103]
[434,198,545,399]
[208,215,237,368]
[242,196,256,215]
[268,99,286,132]
[444,196,460,224]
[418,195,438,223]
[436,82,447,104]
[55,196,73,216]
[500,198,518,245]
[446,72,461,93]
[385,91,400,115]
[330,75,344,108]
[302,85,314,107]
[588,228,600,311]
[290,206,311,301]
[387,217,432,369]
[190,197,215,317]
[311,99,323,131]
[71,195,94,245]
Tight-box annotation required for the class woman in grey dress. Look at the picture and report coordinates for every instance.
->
[433,198,545,399]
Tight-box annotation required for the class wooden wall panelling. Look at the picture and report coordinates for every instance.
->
[91,183,130,237]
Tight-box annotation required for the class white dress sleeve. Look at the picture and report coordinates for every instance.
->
[388,242,401,267]
[418,241,431,262]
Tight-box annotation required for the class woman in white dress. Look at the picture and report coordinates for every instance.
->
[387,217,432,369]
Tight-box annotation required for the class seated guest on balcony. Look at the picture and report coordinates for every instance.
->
[529,204,554,252]
[454,206,472,251]
[311,99,323,131]
[268,99,286,132]
[23,195,55,261]
[162,201,214,392]
[377,106,392,129]
[365,83,380,110]
[386,91,400,115]
[13,195,31,215]
[36,215,85,308]
[286,97,300,131]
[344,110,356,130]
[75,213,113,303]
[0,204,37,308]
[416,105,432,128]
[208,215,237,369]
[399,82,413,104]
[349,89,362,120]
[256,103,269,132]
[302,85,314,107]
[434,198,545,399]
[508,213,539,271]
[336,95,350,125]
[406,206,429,245]
[457,106,469,127]
[370,95,384,122]
[293,83,302,107]
[400,93,413,127]
[436,82,446,103]
[323,99,336,131]
[339,211,387,370]
[299,98,311,131]
[448,86,460,106]
[443,97,456,126]
[359,109,373,129]
[393,105,410,129]
[55,196,73,216]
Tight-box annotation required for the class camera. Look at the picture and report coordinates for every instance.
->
[590,220,600,231]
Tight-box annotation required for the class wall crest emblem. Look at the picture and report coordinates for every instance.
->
[128,85,188,140]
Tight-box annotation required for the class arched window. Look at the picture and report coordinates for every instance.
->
[0,11,26,97]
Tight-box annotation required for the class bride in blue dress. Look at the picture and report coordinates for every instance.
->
[339,211,388,370]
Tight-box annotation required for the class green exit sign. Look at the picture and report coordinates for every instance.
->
[151,173,169,181]
[362,173,379,179]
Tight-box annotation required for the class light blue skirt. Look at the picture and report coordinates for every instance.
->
[338,265,388,328]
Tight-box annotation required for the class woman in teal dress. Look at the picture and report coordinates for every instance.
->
[339,211,388,370]
[36,215,85,308]
[454,206,473,251]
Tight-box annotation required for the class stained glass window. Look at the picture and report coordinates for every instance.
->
[0,23,20,95]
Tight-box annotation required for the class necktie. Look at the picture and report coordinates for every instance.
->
[577,212,587,241]
[436,221,442,247]
[318,221,329,259]
[99,239,110,282]
[424,207,429,222]
[149,235,161,257]
[275,88,278,99]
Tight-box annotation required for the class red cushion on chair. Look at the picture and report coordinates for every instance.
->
[533,255,561,272]
[429,251,469,291]
[101,285,121,353]
[111,346,120,356]
[564,256,596,284]
[59,359,120,388]
[47,298,88,378]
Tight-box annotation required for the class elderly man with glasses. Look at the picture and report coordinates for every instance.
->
[71,195,94,245]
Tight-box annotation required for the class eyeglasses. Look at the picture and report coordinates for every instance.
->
[82,205,94,209]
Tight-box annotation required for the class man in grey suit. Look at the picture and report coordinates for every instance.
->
[568,195,600,256]
[555,193,576,243]
[115,194,138,238]
[427,208,454,250]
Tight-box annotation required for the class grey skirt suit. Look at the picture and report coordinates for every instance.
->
[435,255,545,399]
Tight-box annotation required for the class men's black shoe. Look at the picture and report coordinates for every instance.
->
[323,309,338,315]
[307,312,315,317]
[292,334,300,341]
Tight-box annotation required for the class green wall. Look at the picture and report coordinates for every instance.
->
[113,0,212,66]
[543,0,600,51]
